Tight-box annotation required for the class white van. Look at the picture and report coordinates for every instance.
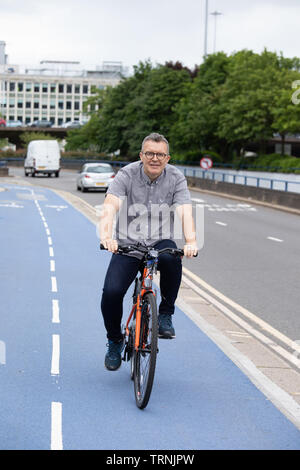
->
[24,140,61,177]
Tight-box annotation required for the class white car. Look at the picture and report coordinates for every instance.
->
[77,163,115,192]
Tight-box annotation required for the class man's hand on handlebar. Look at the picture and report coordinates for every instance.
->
[183,240,198,258]
[101,238,119,253]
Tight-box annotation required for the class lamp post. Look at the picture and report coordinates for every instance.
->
[210,10,222,53]
[203,0,209,58]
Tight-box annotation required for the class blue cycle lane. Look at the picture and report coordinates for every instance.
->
[0,182,300,450]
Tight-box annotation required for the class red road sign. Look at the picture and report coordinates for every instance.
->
[200,157,213,169]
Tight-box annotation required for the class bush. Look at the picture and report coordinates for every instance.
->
[172,149,222,164]
[250,153,300,172]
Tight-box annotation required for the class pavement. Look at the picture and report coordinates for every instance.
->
[0,178,300,450]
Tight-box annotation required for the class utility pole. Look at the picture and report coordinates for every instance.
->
[203,0,209,58]
[210,10,222,53]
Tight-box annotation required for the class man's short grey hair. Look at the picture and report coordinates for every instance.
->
[141,133,169,154]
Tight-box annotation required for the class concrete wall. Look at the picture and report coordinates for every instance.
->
[186,176,300,211]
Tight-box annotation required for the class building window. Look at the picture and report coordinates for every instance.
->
[66,101,72,110]
[18,82,23,92]
[17,99,23,109]
[58,84,64,93]
[74,84,80,93]
[34,83,40,92]
[66,84,72,93]
[26,101,31,109]
[42,83,48,93]
[9,98,14,108]
[9,82,15,92]
[58,100,64,109]
[82,85,88,94]
[50,84,56,93]
[26,82,32,92]
[50,99,55,109]
[34,100,39,109]
[74,101,80,110]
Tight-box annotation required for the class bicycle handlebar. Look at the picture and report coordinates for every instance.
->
[100,243,198,257]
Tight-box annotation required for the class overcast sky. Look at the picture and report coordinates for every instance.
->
[1,0,299,71]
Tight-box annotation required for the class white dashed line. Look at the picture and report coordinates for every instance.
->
[52,300,60,324]
[215,221,227,226]
[51,334,60,376]
[49,247,54,257]
[50,260,55,272]
[51,402,63,450]
[48,237,53,245]
[51,276,58,292]
[267,236,284,243]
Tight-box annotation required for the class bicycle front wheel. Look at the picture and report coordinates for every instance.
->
[134,292,158,409]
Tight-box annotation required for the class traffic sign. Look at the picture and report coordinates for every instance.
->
[200,157,213,169]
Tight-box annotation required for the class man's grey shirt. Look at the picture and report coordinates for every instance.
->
[106,161,191,257]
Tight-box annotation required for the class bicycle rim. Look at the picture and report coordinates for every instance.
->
[134,292,158,409]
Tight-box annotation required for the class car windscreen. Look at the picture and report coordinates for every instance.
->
[85,166,113,173]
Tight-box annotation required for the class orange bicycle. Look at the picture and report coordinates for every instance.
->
[101,243,185,409]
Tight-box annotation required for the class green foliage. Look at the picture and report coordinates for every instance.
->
[20,132,58,147]
[241,153,300,172]
[65,51,300,170]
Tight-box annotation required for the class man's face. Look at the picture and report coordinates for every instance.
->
[139,140,170,180]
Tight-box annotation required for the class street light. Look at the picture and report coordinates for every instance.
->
[210,10,222,53]
[203,0,209,58]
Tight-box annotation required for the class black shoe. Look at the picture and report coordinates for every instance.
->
[105,339,125,371]
[158,314,175,339]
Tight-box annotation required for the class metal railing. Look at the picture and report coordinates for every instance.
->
[181,168,300,194]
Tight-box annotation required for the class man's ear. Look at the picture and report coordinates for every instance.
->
[139,152,143,161]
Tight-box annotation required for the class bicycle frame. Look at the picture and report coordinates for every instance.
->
[125,264,156,351]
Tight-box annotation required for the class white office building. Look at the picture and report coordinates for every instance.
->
[0,41,127,126]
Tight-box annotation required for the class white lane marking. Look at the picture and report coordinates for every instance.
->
[46,205,68,212]
[52,300,60,324]
[48,237,52,246]
[44,222,48,228]
[191,198,205,203]
[181,272,300,367]
[215,221,227,226]
[51,276,58,292]
[50,260,55,272]
[176,297,300,431]
[46,228,51,236]
[49,247,54,257]
[267,236,284,243]
[51,402,63,450]
[51,334,60,376]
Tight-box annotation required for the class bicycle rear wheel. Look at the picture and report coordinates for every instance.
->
[133,292,158,409]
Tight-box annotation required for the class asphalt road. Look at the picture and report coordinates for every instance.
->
[9,167,300,342]
[1,181,299,450]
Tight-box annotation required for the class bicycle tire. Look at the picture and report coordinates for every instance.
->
[133,292,158,409]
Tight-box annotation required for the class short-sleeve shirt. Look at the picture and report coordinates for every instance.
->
[106,161,191,257]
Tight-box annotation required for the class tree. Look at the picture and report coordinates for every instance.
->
[170,52,231,160]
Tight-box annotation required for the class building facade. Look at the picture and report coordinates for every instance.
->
[0,42,126,126]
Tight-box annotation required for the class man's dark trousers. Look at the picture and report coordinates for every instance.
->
[101,239,182,342]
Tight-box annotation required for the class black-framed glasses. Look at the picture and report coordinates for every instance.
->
[142,151,168,160]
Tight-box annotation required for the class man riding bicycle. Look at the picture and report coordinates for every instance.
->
[99,132,198,371]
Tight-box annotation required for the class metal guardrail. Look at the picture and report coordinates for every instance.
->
[2,157,300,193]
[181,168,300,193]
